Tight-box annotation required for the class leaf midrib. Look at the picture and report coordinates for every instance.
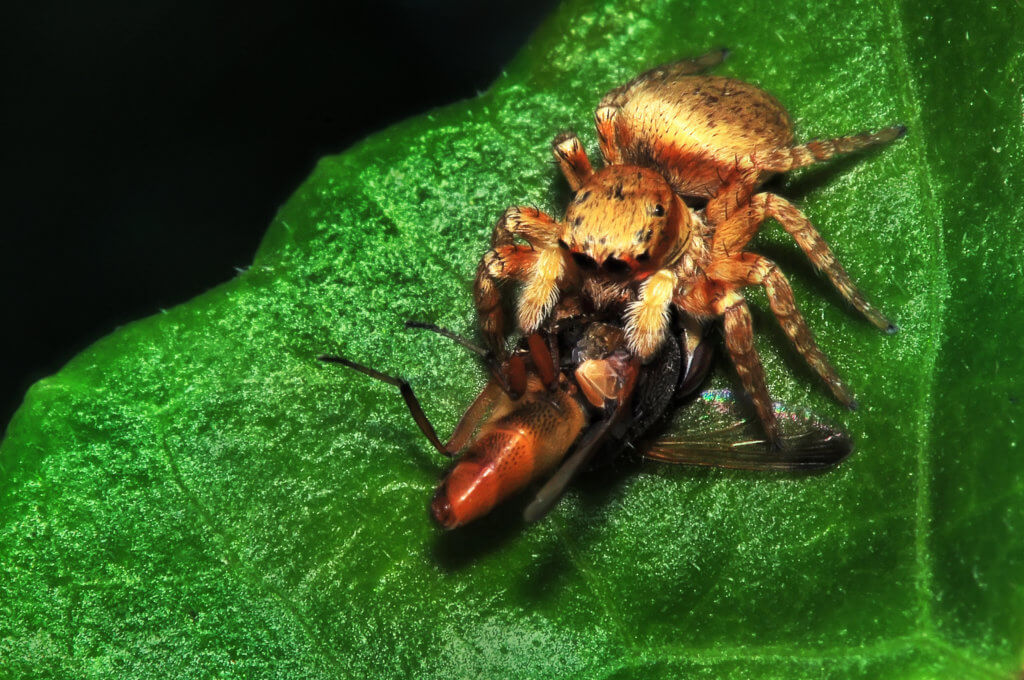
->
[885,0,951,640]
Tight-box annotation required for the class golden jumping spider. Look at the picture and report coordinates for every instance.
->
[474,49,904,443]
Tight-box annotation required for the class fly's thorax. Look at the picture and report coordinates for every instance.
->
[573,322,627,363]
[559,165,694,278]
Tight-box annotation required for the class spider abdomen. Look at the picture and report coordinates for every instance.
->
[611,76,794,198]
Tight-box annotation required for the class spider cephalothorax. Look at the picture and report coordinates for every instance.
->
[473,161,706,362]
[475,50,904,443]
[558,165,690,277]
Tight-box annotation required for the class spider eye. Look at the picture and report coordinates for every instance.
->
[603,256,631,275]
[571,252,598,270]
[651,204,666,217]
[636,251,651,263]
[557,239,570,250]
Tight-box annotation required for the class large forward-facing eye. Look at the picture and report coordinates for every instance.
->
[571,251,598,270]
[603,256,631,275]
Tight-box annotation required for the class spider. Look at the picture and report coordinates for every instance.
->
[474,50,905,443]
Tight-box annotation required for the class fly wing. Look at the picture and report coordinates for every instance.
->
[644,389,852,471]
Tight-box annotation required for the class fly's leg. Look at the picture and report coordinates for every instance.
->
[444,380,503,453]
[711,193,895,332]
[551,131,594,191]
[403,319,507,448]
[404,321,488,358]
[709,254,854,408]
[527,332,559,391]
[677,315,714,398]
[715,290,780,446]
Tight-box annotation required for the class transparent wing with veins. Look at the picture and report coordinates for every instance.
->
[645,389,852,470]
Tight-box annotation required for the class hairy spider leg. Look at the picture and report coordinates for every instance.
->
[712,193,895,332]
[751,125,906,174]
[624,268,679,360]
[474,244,538,358]
[708,253,854,407]
[491,205,561,248]
[715,292,780,446]
[475,206,565,354]
[518,247,569,335]
[705,126,905,229]
[551,131,595,191]
[594,105,624,166]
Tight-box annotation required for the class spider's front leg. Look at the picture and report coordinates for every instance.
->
[474,207,567,389]
[489,205,560,249]
[516,247,570,336]
[624,269,679,361]
[551,131,594,191]
[474,244,538,357]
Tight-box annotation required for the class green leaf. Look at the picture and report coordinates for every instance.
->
[3,0,1022,677]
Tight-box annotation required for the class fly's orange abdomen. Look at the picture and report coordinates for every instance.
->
[431,428,533,529]
[431,389,587,529]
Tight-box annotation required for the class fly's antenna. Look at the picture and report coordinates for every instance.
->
[406,320,523,398]
[317,353,453,457]
[404,321,488,358]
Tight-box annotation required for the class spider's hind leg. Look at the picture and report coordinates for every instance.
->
[752,125,906,174]
[758,193,895,332]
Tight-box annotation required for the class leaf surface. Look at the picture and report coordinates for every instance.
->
[2,1,1023,678]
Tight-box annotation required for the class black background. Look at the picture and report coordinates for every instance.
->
[3,1,559,430]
